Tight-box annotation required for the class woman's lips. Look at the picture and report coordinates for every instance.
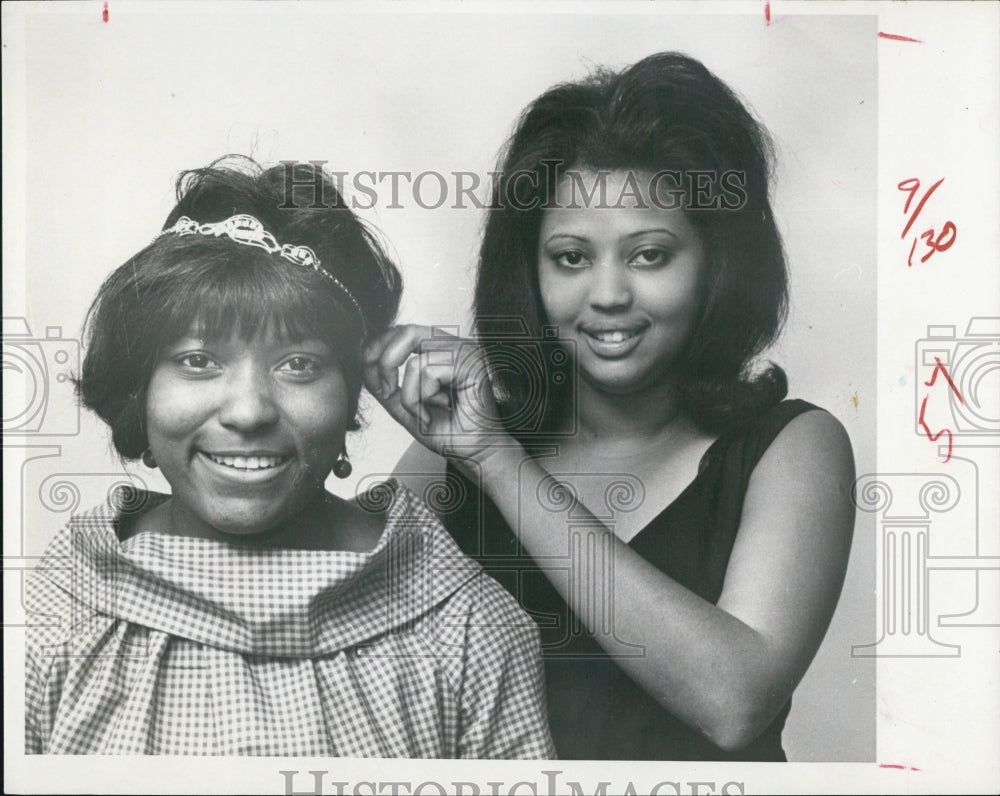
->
[589,330,636,343]
[206,453,288,470]
[199,450,295,482]
[580,325,646,358]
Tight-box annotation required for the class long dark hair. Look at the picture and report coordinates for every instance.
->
[476,52,788,437]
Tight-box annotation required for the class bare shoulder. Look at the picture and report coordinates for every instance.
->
[759,407,855,474]
[744,407,856,537]
[735,407,857,579]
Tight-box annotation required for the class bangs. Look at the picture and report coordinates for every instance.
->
[139,237,361,356]
[77,157,402,458]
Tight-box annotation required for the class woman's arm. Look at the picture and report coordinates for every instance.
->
[366,326,856,750]
[480,410,854,750]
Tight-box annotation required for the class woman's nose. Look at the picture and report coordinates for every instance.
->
[218,366,279,431]
[588,261,633,311]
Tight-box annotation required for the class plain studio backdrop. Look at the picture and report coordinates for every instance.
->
[9,4,875,762]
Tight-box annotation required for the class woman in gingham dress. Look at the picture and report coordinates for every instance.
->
[24,156,554,758]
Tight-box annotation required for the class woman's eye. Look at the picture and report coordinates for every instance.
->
[554,251,589,269]
[630,248,671,268]
[279,356,319,375]
[176,353,217,370]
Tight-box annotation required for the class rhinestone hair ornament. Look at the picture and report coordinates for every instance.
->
[153,214,365,327]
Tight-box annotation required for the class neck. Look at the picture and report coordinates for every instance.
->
[165,493,330,548]
[562,375,689,447]
[137,489,382,552]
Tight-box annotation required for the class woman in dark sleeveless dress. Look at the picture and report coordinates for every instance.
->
[364,52,856,761]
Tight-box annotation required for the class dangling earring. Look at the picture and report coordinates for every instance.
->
[141,448,158,469]
[333,450,352,479]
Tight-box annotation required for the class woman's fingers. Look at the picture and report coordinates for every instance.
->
[363,361,385,400]
[364,324,454,402]
[362,324,505,458]
[369,327,414,398]
[365,324,457,369]
[362,325,409,394]
[399,356,458,431]
[363,325,461,440]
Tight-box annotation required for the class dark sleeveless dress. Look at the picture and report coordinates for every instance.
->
[441,399,821,760]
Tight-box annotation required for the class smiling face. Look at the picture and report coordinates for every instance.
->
[145,330,349,538]
[537,169,707,397]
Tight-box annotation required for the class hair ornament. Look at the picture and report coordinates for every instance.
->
[155,214,364,323]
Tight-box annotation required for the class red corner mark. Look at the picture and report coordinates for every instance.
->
[879,764,922,771]
[102,2,109,23]
[764,1,771,25]
[878,31,922,43]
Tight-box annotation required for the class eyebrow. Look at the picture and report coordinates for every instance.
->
[541,228,682,245]
[541,233,588,246]
[622,228,681,243]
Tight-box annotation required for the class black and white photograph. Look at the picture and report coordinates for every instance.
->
[3,1,997,793]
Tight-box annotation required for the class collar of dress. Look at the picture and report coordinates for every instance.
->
[34,479,484,657]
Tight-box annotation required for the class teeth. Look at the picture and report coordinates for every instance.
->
[594,330,634,343]
[207,453,287,470]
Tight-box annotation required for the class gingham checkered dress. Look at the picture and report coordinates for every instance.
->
[25,480,554,757]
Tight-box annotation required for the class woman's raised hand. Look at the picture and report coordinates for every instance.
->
[363,324,511,466]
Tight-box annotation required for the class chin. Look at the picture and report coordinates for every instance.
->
[583,367,652,395]
[202,500,292,537]
[582,355,680,397]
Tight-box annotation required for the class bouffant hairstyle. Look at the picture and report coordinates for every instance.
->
[476,52,788,436]
[76,155,402,459]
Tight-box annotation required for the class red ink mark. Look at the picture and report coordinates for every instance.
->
[918,357,963,463]
[917,222,957,263]
[898,178,957,267]
[764,1,771,25]
[102,2,109,23]
[899,177,943,238]
[879,764,922,771]
[924,357,963,401]
[878,32,922,43]
[918,397,954,463]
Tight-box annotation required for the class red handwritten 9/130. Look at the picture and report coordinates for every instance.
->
[898,177,957,267]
